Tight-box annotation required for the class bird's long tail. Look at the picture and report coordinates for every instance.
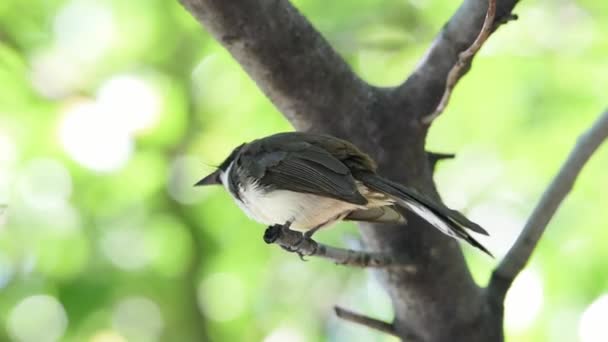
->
[356,172,493,257]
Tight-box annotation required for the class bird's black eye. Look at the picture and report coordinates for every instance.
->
[218,143,245,171]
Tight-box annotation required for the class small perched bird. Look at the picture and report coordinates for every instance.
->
[195,132,491,256]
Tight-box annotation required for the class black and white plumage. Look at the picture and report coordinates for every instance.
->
[195,132,492,256]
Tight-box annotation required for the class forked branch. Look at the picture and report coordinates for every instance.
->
[334,306,398,337]
[178,0,373,132]
[422,0,497,124]
[397,0,519,123]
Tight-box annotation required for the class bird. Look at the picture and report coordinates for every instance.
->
[195,132,492,256]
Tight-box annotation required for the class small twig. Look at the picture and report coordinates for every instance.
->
[490,109,608,295]
[334,306,398,337]
[496,13,519,26]
[422,0,497,124]
[263,225,406,268]
[427,151,456,171]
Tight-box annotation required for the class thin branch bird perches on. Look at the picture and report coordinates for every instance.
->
[263,224,409,268]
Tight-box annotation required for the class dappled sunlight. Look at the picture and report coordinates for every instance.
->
[485,3,597,57]
[89,330,128,342]
[168,155,207,204]
[7,295,68,342]
[0,131,17,206]
[30,1,116,98]
[145,216,194,278]
[505,269,544,333]
[1,0,607,340]
[54,0,116,64]
[579,295,608,342]
[0,253,14,289]
[435,146,527,255]
[436,147,506,210]
[59,100,133,172]
[15,158,72,211]
[29,49,87,99]
[191,55,220,102]
[0,131,17,166]
[468,201,524,257]
[100,227,151,271]
[263,326,306,342]
[112,296,164,342]
[97,75,162,135]
[198,272,246,322]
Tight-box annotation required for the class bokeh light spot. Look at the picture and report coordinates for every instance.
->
[101,228,150,271]
[0,253,14,289]
[30,1,116,98]
[89,330,128,342]
[579,295,608,342]
[199,272,246,322]
[36,231,90,280]
[0,205,7,229]
[33,202,82,234]
[0,139,12,213]
[168,155,207,204]
[7,295,68,342]
[16,158,72,210]
[468,202,524,257]
[97,75,162,134]
[29,48,79,98]
[59,101,133,172]
[112,297,164,342]
[0,131,17,166]
[146,216,193,277]
[504,269,544,333]
[54,0,116,63]
[263,327,305,342]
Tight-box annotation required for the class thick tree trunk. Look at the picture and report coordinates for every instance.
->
[179,0,521,340]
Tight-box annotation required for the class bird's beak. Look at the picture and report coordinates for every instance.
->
[194,170,221,186]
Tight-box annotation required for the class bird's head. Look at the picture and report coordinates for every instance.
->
[194,143,245,187]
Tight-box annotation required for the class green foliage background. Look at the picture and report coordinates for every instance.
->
[0,0,607,341]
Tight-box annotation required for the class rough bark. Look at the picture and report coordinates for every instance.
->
[179,0,520,341]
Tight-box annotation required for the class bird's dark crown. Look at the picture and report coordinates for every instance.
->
[218,143,245,171]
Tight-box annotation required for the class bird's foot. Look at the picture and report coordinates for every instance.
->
[303,226,321,240]
[263,221,293,244]
[263,224,283,244]
[263,222,310,261]
[280,231,306,259]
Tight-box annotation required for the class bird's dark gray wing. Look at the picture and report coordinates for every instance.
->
[244,143,368,205]
[355,172,492,256]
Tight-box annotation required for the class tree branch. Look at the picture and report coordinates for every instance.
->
[490,109,608,295]
[181,0,523,339]
[427,151,456,171]
[397,0,519,120]
[334,306,398,337]
[263,225,407,268]
[422,0,496,124]
[178,0,374,133]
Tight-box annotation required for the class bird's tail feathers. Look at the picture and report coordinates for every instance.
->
[357,173,493,257]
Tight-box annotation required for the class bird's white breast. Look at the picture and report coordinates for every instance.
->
[220,163,361,231]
